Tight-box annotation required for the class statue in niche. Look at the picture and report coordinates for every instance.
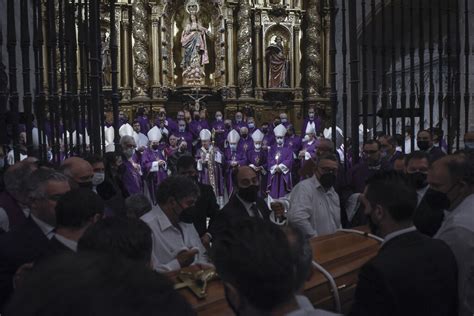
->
[181,0,211,86]
[266,35,290,88]
[101,31,112,87]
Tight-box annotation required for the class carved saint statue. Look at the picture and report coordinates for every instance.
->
[181,0,210,86]
[101,31,112,87]
[266,36,290,88]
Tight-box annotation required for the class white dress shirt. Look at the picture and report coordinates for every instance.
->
[288,176,341,238]
[140,205,210,272]
[54,234,78,252]
[416,185,429,206]
[434,194,474,316]
[30,214,55,239]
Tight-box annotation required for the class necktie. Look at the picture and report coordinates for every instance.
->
[250,204,262,218]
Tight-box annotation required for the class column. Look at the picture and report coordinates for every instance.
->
[122,6,131,100]
[151,3,162,99]
[114,4,122,89]
[226,7,235,87]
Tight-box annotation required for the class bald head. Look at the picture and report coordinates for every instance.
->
[233,166,259,192]
[61,157,94,188]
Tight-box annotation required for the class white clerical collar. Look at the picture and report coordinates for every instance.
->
[382,226,417,246]
[54,234,78,252]
[31,214,55,239]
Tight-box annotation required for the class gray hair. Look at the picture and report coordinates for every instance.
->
[27,169,69,201]
[120,135,135,147]
[4,163,35,195]
[125,194,152,219]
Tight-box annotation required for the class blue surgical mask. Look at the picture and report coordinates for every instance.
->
[230,144,237,151]
[216,116,223,121]
[179,126,186,132]
[248,123,255,129]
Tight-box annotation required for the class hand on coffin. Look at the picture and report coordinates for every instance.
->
[177,248,199,268]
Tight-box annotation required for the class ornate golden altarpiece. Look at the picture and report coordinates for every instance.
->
[101,0,331,131]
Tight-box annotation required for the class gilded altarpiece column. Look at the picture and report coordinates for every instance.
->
[237,2,253,100]
[304,0,322,100]
[132,0,150,99]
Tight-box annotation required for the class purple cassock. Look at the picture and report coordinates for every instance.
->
[285,135,302,155]
[233,121,246,132]
[173,131,193,152]
[141,148,168,204]
[247,149,268,196]
[238,136,254,152]
[262,133,275,149]
[267,145,293,198]
[121,160,143,196]
[224,147,247,196]
[189,120,210,139]
[195,146,225,198]
[136,115,150,134]
[301,117,322,136]
[301,139,318,160]
[155,117,177,134]
[211,120,226,150]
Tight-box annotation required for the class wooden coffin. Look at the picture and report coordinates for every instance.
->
[170,226,381,316]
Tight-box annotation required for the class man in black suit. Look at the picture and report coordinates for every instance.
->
[43,188,105,258]
[417,129,446,163]
[208,166,281,241]
[349,171,458,316]
[176,155,219,248]
[0,169,71,309]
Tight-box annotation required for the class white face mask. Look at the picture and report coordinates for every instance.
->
[216,115,223,121]
[276,138,284,145]
[303,135,310,142]
[254,143,262,150]
[230,144,237,151]
[309,113,315,119]
[92,172,105,186]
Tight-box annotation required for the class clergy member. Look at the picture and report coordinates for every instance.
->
[301,106,322,136]
[225,130,247,197]
[119,125,143,196]
[211,111,226,151]
[238,126,254,152]
[196,129,225,204]
[174,119,193,153]
[142,127,168,205]
[299,124,318,162]
[233,112,246,131]
[267,124,293,199]
[247,129,268,196]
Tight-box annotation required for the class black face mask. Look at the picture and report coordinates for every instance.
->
[319,173,336,189]
[225,124,231,129]
[194,115,200,120]
[152,144,159,150]
[78,181,93,189]
[424,188,451,210]
[179,206,195,224]
[417,140,430,151]
[241,133,248,138]
[238,185,259,203]
[408,172,428,189]
[262,128,268,134]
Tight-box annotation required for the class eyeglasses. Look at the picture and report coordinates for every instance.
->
[125,144,137,149]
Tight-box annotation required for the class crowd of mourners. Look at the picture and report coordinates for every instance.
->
[0,105,473,316]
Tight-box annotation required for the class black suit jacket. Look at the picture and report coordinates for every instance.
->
[208,194,271,240]
[0,217,50,309]
[349,230,458,316]
[413,192,445,237]
[428,146,446,163]
[41,236,75,259]
[191,183,220,237]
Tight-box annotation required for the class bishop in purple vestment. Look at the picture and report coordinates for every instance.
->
[224,130,247,196]
[247,129,268,196]
[120,135,143,196]
[211,111,226,151]
[233,112,246,131]
[301,107,322,136]
[238,127,254,152]
[267,124,293,198]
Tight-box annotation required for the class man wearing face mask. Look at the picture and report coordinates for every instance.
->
[349,171,458,316]
[208,166,273,240]
[85,156,106,194]
[260,122,275,150]
[379,135,403,169]
[154,107,177,134]
[176,156,219,248]
[279,113,290,128]
[238,126,254,152]
[429,153,474,316]
[174,119,193,152]
[246,116,257,134]
[233,112,246,131]
[405,151,444,237]
[119,135,143,196]
[60,157,94,190]
[212,111,226,150]
[247,129,268,196]
[225,130,247,197]
[416,130,445,163]
[142,127,168,205]
[301,106,322,137]
[288,153,341,238]
[167,137,191,175]
[267,124,294,198]
[140,176,210,272]
[463,131,474,152]
[286,124,302,157]
[189,110,209,140]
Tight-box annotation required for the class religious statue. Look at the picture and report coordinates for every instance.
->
[266,36,290,88]
[181,0,211,86]
[101,31,112,87]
